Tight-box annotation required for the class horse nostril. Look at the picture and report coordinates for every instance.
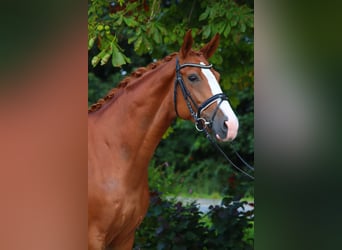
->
[223,120,228,131]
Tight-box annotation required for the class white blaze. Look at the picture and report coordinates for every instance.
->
[200,62,239,141]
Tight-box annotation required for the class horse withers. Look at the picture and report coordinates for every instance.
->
[88,30,238,250]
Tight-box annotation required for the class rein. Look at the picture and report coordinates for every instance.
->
[174,57,255,180]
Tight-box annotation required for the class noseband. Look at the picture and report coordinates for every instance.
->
[174,57,228,131]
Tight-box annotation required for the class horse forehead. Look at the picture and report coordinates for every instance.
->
[184,53,208,64]
[199,62,220,89]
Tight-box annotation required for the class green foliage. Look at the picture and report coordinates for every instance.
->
[205,198,254,250]
[199,0,253,41]
[152,118,254,198]
[134,192,207,249]
[148,160,183,196]
[88,0,131,67]
[88,0,254,72]
[133,191,254,249]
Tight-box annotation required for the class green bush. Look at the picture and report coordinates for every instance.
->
[148,160,184,196]
[205,197,254,250]
[134,191,254,250]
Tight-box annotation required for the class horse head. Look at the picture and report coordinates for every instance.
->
[174,30,239,141]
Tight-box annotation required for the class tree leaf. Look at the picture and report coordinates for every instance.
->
[224,23,231,37]
[123,17,138,27]
[128,35,137,44]
[111,45,126,67]
[152,29,161,44]
[240,23,246,33]
[202,25,211,39]
[217,22,226,34]
[114,15,123,26]
[134,36,143,52]
[199,8,209,21]
[156,23,167,35]
[231,17,238,27]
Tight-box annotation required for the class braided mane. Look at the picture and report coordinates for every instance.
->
[88,52,178,113]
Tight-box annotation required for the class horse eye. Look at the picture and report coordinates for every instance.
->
[188,74,199,82]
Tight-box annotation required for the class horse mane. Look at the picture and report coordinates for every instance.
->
[88,52,179,113]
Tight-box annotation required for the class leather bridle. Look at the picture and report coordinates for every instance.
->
[173,57,255,180]
[174,57,228,131]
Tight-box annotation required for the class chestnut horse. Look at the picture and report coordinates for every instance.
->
[88,30,239,250]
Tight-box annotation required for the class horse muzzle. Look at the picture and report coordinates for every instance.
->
[215,119,239,142]
[196,94,239,142]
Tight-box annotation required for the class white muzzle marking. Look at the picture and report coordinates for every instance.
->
[200,63,239,141]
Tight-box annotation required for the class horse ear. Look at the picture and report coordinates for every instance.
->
[200,33,220,59]
[179,30,193,59]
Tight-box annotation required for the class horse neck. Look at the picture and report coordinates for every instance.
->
[90,59,176,182]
